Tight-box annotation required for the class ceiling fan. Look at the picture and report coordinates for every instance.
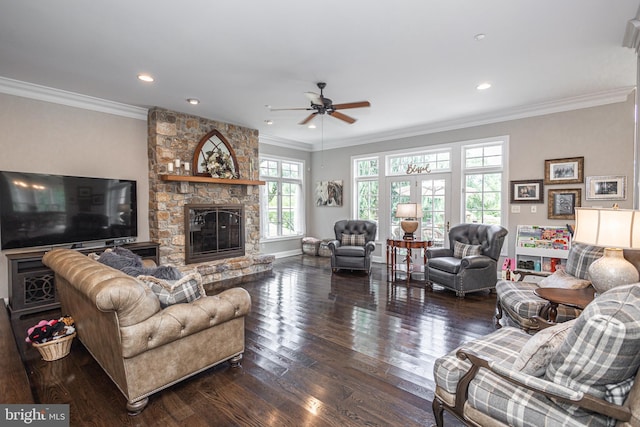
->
[271,82,371,125]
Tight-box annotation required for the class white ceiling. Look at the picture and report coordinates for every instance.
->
[0,1,638,151]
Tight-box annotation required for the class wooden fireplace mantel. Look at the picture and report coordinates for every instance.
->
[160,175,265,186]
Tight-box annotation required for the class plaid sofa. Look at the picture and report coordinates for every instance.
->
[495,243,605,332]
[433,284,640,427]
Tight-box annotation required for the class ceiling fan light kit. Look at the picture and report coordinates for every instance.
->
[271,82,370,125]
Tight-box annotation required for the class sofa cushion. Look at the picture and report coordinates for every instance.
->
[428,257,462,274]
[137,272,206,308]
[545,284,640,414]
[512,319,576,377]
[453,241,482,258]
[467,366,612,427]
[538,269,591,289]
[564,243,604,280]
[434,327,528,395]
[341,233,366,246]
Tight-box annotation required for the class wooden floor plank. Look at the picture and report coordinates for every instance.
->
[10,256,499,426]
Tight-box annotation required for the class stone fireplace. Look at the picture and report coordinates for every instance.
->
[147,107,273,284]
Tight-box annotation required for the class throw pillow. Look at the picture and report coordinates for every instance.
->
[564,243,604,280]
[341,233,366,246]
[512,319,576,377]
[545,284,640,414]
[538,269,592,289]
[137,272,206,308]
[453,241,482,259]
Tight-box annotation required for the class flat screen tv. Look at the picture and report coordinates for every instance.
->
[0,171,137,250]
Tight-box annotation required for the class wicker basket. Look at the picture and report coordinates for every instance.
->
[32,332,76,361]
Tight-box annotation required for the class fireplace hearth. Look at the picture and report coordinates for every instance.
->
[185,204,244,264]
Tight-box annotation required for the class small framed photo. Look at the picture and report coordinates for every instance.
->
[544,157,584,185]
[585,175,626,200]
[548,188,581,220]
[510,179,544,203]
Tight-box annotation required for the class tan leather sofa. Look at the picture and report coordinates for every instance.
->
[42,248,251,414]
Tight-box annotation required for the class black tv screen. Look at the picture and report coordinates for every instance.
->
[0,171,137,250]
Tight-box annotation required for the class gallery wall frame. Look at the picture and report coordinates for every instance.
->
[548,188,581,220]
[510,179,544,203]
[585,175,626,200]
[544,157,584,185]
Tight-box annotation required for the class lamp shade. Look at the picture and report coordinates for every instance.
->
[396,203,422,219]
[573,207,640,294]
[573,207,640,249]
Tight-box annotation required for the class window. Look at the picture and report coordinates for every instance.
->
[259,157,304,238]
[354,158,379,222]
[463,142,504,225]
[387,149,451,176]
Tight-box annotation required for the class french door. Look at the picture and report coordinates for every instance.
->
[387,174,451,249]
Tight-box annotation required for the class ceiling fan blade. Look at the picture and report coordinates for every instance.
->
[299,112,318,125]
[332,101,371,110]
[304,91,322,105]
[329,111,356,124]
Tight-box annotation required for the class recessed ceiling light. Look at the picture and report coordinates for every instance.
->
[137,74,154,82]
[264,119,273,125]
[308,124,316,129]
[186,98,200,105]
[474,33,486,41]
[476,82,492,90]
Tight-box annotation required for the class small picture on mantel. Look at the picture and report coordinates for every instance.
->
[315,180,343,207]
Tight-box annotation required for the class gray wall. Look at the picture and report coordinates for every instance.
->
[0,90,634,298]
[0,93,149,300]
[304,94,635,260]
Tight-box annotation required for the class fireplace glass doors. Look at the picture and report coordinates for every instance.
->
[185,204,244,264]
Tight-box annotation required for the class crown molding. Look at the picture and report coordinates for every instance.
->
[259,133,313,151]
[0,76,148,120]
[317,87,635,151]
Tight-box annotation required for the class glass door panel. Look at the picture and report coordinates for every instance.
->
[388,179,411,239]
[420,177,449,248]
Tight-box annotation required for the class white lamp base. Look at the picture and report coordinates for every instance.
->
[588,248,639,294]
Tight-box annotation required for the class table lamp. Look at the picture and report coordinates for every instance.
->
[573,207,640,294]
[396,203,422,240]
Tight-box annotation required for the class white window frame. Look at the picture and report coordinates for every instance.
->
[461,138,509,227]
[259,156,305,241]
[353,156,380,223]
[351,136,509,249]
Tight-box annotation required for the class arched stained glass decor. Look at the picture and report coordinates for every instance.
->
[192,130,239,179]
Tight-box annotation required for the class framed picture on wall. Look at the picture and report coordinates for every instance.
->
[548,188,581,220]
[510,179,544,203]
[544,157,584,185]
[585,175,626,200]
[315,180,343,206]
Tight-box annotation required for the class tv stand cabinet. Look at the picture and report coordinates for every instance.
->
[6,241,159,319]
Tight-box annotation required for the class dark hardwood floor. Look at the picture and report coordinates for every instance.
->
[12,255,500,426]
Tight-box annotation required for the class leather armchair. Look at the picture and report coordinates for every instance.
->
[328,220,377,274]
[427,223,507,297]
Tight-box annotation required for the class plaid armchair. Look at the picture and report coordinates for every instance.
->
[433,284,640,427]
[495,244,640,331]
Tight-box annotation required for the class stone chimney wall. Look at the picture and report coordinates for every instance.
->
[147,107,273,283]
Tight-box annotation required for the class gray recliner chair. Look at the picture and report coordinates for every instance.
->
[328,220,377,274]
[427,223,508,297]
